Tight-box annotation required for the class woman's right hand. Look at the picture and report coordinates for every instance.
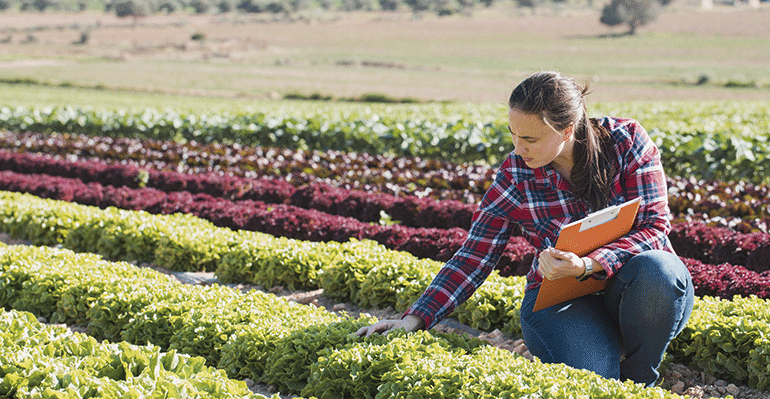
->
[354,314,425,337]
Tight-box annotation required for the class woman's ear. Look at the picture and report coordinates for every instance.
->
[563,124,574,141]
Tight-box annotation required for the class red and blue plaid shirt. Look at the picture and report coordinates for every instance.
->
[405,116,675,329]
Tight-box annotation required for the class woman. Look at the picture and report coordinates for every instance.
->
[355,71,694,388]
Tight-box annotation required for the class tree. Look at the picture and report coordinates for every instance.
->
[403,0,430,12]
[600,0,665,35]
[216,0,234,11]
[190,0,212,12]
[113,0,153,18]
[379,0,399,10]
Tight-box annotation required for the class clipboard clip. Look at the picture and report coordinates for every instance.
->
[578,204,621,232]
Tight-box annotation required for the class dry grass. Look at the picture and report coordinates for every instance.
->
[0,4,769,103]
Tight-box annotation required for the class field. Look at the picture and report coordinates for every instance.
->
[1,3,770,106]
[1,3,770,399]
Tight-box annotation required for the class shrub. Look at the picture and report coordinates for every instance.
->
[113,0,153,17]
[379,0,398,9]
[216,0,234,11]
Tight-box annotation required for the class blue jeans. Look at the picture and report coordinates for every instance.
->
[520,250,694,387]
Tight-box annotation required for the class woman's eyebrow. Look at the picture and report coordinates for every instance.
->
[508,126,537,139]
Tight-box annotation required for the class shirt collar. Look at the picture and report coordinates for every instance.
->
[534,165,572,192]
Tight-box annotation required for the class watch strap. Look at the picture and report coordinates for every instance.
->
[577,257,593,282]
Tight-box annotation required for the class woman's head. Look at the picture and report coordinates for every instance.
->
[508,71,616,211]
[508,71,586,133]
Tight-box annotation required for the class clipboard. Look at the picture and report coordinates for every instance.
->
[533,197,642,312]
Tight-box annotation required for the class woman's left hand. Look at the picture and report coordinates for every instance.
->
[537,248,584,280]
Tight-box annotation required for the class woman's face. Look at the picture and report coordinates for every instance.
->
[508,108,573,170]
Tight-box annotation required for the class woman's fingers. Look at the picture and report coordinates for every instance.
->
[353,315,425,338]
[354,319,398,337]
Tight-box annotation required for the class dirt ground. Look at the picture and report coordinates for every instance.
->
[1,4,769,103]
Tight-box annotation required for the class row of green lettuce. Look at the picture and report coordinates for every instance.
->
[2,191,770,391]
[0,190,522,336]
[0,244,681,399]
[1,101,769,183]
[0,308,278,399]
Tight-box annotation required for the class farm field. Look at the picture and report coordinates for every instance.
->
[0,4,769,103]
[1,2,770,398]
[1,96,770,397]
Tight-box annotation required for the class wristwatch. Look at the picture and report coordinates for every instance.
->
[578,257,594,281]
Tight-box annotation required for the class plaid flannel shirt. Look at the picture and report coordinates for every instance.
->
[405,116,675,329]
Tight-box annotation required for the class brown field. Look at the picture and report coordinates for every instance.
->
[1,3,769,103]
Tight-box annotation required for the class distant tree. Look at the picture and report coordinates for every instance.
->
[190,0,212,12]
[514,0,536,7]
[434,0,460,15]
[216,0,234,11]
[341,0,377,10]
[403,0,430,11]
[379,0,399,10]
[600,0,666,35]
[32,0,55,11]
[264,0,289,12]
[113,0,153,17]
[288,0,310,11]
[235,0,259,12]
[0,0,14,9]
[237,0,291,12]
[157,0,182,12]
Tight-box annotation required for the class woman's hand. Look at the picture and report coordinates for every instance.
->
[354,315,425,337]
[537,248,584,280]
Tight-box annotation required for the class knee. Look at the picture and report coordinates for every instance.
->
[622,250,690,292]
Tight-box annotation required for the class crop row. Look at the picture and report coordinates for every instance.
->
[0,309,274,399]
[0,244,682,399]
[0,130,492,203]
[2,131,768,233]
[0,147,479,230]
[1,101,768,183]
[2,191,770,389]
[0,190,523,335]
[0,169,534,277]
[5,169,770,299]
[13,171,770,299]
[1,149,769,272]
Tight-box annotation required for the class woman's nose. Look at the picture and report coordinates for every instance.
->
[513,140,526,156]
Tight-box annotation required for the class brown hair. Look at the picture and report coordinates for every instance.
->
[508,71,617,211]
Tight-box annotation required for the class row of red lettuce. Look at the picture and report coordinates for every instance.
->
[2,130,767,233]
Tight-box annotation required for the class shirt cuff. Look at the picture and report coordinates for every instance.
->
[402,309,432,330]
[587,250,618,281]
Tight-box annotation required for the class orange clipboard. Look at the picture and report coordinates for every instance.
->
[533,197,642,312]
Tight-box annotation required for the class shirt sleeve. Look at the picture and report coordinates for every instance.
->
[587,121,674,280]
[403,161,518,330]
